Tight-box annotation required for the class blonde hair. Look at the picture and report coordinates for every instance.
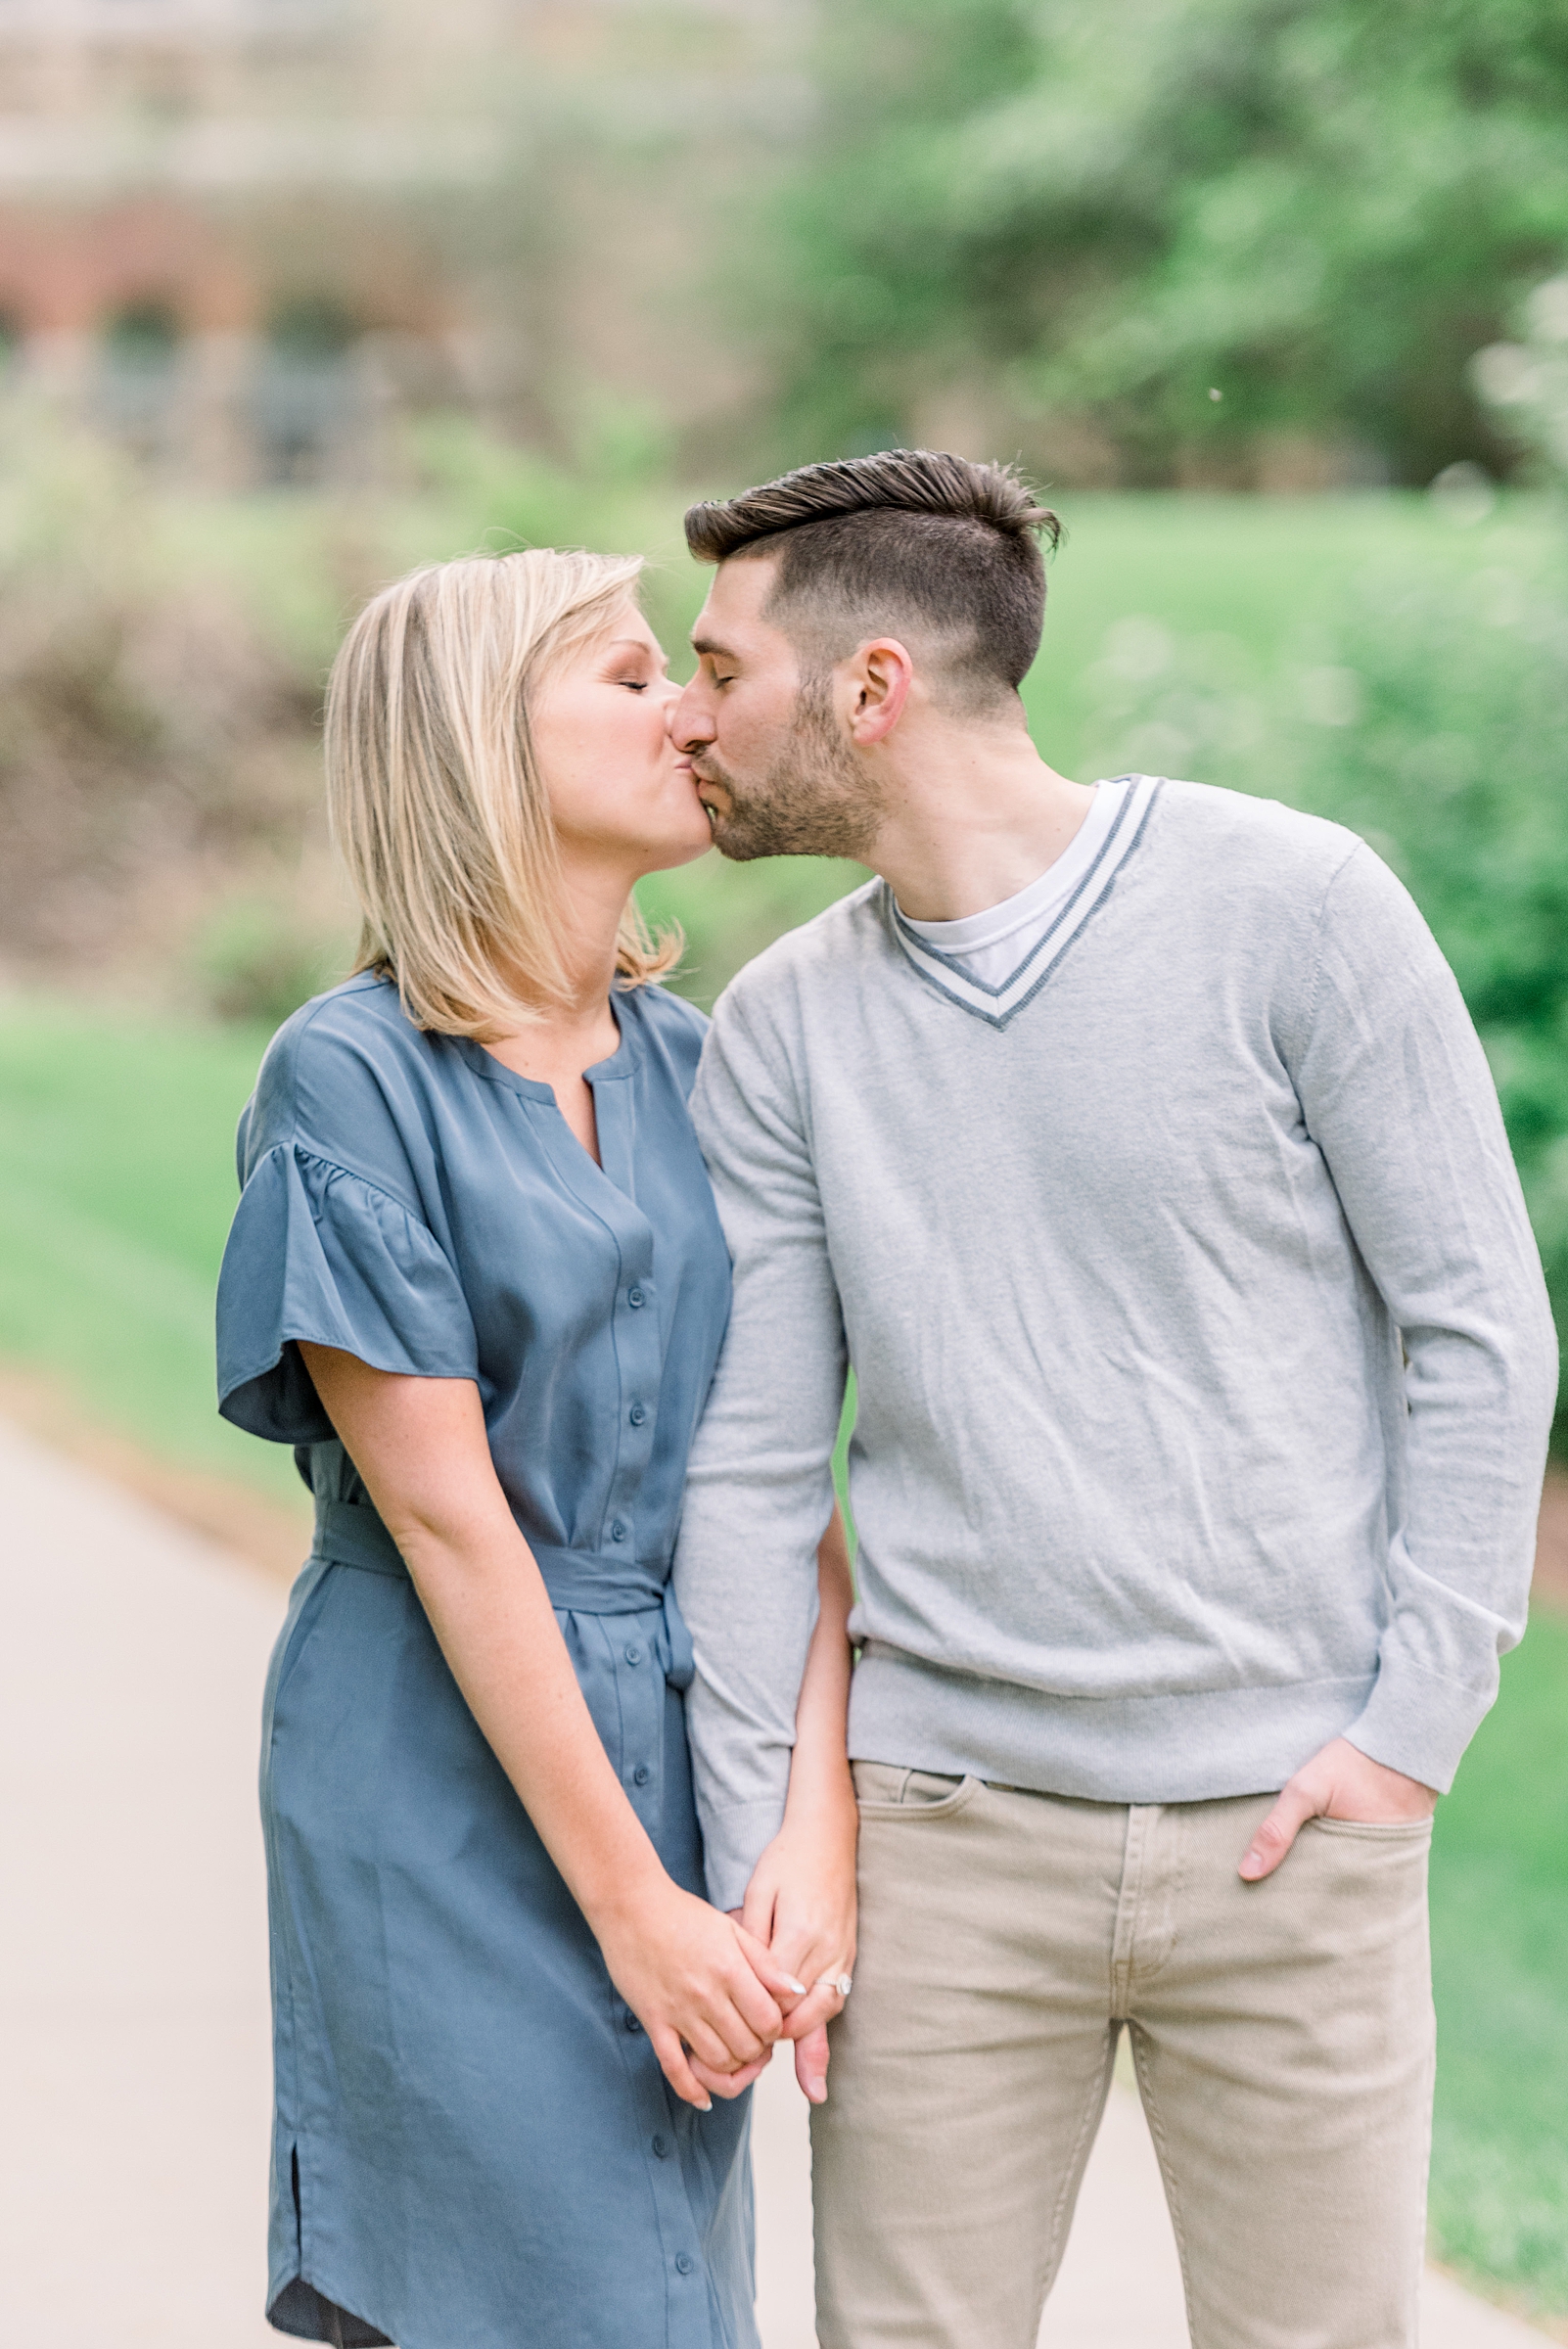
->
[325,547,681,1038]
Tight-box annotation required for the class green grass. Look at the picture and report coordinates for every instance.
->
[1429,1611,1568,2316]
[1022,488,1562,777]
[0,994,302,1510]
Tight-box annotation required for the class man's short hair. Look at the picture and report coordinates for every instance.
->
[684,450,1061,703]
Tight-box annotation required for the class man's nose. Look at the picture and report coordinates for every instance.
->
[669,681,715,752]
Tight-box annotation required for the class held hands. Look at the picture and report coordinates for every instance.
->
[595,1874,804,2113]
[728,1792,859,2106]
[677,1505,859,2105]
[1238,1735,1438,1881]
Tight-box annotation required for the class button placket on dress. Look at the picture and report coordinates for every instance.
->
[605,1233,660,1751]
[578,1077,675,1832]
[516,1044,719,2332]
[615,2019,713,2340]
[604,1624,714,2332]
[615,1612,666,1835]
[591,1072,662,1571]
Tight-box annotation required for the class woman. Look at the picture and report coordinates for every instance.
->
[215,549,856,2349]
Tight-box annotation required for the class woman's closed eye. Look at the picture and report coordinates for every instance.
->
[599,632,669,696]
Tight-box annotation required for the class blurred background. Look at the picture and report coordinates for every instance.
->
[0,0,1566,2332]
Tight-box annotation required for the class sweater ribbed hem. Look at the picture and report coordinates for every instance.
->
[1341,1652,1493,1795]
[849,1645,1379,1806]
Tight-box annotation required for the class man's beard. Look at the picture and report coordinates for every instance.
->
[699,676,885,863]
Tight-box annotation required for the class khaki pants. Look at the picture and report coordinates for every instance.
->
[810,1766,1435,2349]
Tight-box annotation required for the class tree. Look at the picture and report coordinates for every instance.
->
[758,0,1568,484]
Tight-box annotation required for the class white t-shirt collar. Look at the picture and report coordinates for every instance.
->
[897,781,1123,953]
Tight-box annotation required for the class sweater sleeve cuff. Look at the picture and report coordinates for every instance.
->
[1341,1650,1498,1795]
[699,1797,788,1914]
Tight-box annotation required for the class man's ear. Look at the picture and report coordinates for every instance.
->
[847,639,913,746]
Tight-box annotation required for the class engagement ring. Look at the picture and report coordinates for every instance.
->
[816,1973,853,1999]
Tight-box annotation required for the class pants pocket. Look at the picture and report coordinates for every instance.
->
[853,1761,982,1819]
[1310,1814,1434,1842]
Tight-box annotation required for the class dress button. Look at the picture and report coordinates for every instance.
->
[675,2253,695,2275]
[624,1643,643,1666]
[627,1285,645,1308]
[651,2133,669,2159]
[629,1403,647,1426]
[633,1763,651,1786]
[611,1519,626,1543]
[624,2009,642,2033]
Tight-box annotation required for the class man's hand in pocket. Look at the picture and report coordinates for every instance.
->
[1239,1737,1437,1881]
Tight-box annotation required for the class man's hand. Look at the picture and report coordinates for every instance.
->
[709,1797,857,2104]
[1238,1736,1438,1882]
[740,1807,858,2103]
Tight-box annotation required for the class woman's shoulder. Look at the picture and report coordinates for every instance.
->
[270,966,419,1055]
[244,973,438,1186]
[623,980,709,1087]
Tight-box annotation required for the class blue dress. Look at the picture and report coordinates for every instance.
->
[215,971,754,2349]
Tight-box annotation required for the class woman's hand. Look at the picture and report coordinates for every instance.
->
[740,1784,858,2103]
[594,1872,805,2111]
[293,1350,801,2119]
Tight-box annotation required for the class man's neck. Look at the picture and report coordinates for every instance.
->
[863,718,1096,924]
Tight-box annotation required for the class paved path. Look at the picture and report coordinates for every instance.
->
[0,1412,1554,2348]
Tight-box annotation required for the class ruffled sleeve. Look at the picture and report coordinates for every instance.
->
[216,1142,479,1444]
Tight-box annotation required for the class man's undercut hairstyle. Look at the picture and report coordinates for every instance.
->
[684,450,1061,707]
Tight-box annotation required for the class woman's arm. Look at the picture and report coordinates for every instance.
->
[299,1344,801,2110]
[735,1507,858,2103]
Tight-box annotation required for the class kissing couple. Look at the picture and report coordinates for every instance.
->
[217,450,1554,2349]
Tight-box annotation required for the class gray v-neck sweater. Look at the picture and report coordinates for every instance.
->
[672,778,1557,1911]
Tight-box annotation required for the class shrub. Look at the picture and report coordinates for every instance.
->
[188,895,351,1030]
[0,404,325,989]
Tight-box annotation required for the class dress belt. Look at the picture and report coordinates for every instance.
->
[310,1497,694,1681]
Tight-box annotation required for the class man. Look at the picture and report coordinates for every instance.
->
[669,450,1556,2349]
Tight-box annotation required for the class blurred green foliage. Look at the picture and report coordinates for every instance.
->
[760,0,1568,483]
[190,895,348,1032]
[0,404,327,982]
[1474,274,1568,479]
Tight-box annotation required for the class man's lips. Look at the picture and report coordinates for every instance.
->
[686,766,725,829]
